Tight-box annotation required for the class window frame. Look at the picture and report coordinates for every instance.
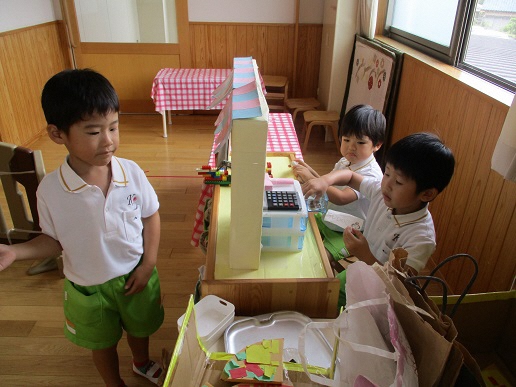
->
[385,0,516,93]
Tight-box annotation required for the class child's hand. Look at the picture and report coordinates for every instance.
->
[292,160,318,184]
[124,264,153,296]
[0,245,16,271]
[343,227,371,260]
[293,165,314,184]
[302,177,329,199]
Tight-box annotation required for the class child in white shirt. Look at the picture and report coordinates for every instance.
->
[0,69,164,387]
[303,132,455,309]
[293,105,385,261]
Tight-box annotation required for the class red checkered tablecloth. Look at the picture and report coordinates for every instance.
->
[208,113,303,165]
[151,68,232,111]
[192,113,303,247]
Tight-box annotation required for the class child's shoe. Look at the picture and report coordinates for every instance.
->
[132,360,163,385]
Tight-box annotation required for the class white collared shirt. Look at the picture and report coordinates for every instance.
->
[361,177,436,272]
[37,156,159,286]
[324,154,383,231]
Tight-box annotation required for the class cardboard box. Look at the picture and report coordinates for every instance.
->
[162,297,331,387]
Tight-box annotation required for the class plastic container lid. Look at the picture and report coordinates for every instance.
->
[177,295,235,349]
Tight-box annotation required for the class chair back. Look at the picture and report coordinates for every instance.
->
[0,142,46,243]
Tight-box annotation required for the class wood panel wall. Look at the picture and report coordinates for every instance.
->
[391,55,515,294]
[0,22,71,145]
[76,51,180,113]
[189,22,322,98]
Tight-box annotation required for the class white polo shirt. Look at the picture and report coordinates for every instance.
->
[360,177,436,272]
[37,156,159,286]
[324,154,383,231]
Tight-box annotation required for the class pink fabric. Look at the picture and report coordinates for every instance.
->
[191,113,303,246]
[151,68,232,111]
[207,113,303,166]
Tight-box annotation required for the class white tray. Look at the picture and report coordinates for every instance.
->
[224,311,333,368]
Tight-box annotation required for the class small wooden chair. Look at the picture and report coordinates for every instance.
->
[0,142,63,276]
[263,75,289,112]
[302,110,341,152]
[285,97,321,122]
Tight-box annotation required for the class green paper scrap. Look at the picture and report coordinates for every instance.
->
[262,339,271,348]
[236,351,246,361]
[223,359,241,376]
[256,374,273,381]
[246,344,271,364]
[271,340,280,353]
[263,365,276,378]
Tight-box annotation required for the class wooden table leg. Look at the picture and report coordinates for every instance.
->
[161,111,168,138]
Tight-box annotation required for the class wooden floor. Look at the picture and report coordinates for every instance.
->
[0,113,340,386]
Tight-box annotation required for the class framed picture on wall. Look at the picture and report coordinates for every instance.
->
[341,35,404,166]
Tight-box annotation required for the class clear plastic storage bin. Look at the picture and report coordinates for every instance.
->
[261,180,308,252]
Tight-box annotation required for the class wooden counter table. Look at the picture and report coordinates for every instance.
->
[201,154,340,319]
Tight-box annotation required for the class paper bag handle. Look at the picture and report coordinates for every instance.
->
[299,321,339,387]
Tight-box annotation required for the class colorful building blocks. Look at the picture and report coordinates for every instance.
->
[196,165,231,185]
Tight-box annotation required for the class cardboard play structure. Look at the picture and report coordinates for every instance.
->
[228,69,268,269]
[202,58,339,318]
[212,57,269,270]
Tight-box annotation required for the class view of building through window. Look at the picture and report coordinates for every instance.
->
[387,0,516,92]
[462,0,516,87]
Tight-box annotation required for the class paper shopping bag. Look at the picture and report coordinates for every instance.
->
[298,296,418,387]
[373,248,485,387]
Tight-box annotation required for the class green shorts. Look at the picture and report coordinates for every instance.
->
[63,266,164,350]
[314,213,350,261]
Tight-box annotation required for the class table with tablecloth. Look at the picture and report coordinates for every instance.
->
[151,68,232,137]
[191,112,302,247]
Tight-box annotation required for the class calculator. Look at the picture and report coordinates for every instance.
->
[264,190,300,211]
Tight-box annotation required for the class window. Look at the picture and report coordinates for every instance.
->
[386,0,516,93]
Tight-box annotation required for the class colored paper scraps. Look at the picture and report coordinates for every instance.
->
[233,56,254,69]
[232,80,262,119]
[213,98,233,155]
[233,381,294,387]
[222,338,284,384]
[208,72,234,109]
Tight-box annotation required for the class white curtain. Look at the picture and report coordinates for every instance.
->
[357,0,378,39]
[491,95,516,182]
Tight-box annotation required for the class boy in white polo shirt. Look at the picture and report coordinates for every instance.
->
[293,104,385,261]
[0,69,163,387]
[302,132,455,309]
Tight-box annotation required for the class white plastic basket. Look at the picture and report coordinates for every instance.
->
[177,295,235,349]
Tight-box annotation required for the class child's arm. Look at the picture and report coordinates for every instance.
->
[124,210,161,296]
[292,160,319,183]
[326,186,358,206]
[0,234,62,271]
[302,169,364,198]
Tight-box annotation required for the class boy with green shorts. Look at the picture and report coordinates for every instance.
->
[0,69,164,387]
[293,105,385,261]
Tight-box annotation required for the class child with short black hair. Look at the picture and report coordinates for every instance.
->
[303,132,455,309]
[293,104,385,260]
[0,69,164,387]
